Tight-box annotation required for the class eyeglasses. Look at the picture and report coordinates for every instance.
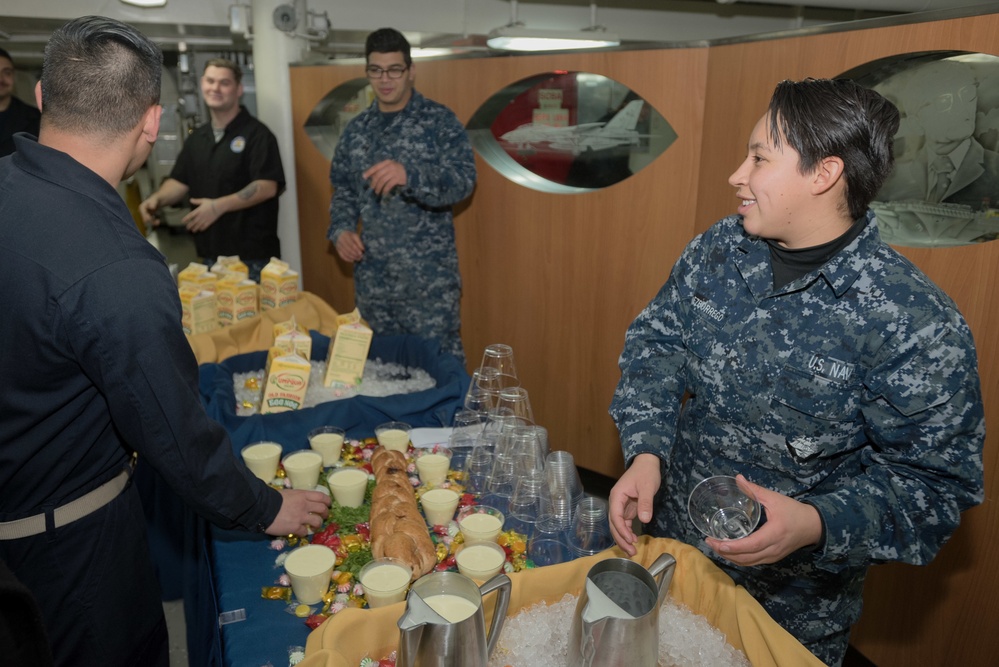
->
[366,65,409,80]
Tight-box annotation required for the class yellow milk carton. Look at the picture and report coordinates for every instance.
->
[323,309,373,387]
[210,255,249,283]
[261,353,311,414]
[274,328,312,361]
[259,258,299,311]
[179,286,218,335]
[177,261,209,289]
[216,277,258,327]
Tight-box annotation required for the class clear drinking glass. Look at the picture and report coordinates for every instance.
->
[479,343,518,379]
[687,475,761,540]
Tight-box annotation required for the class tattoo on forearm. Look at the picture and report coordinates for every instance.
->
[238,183,259,201]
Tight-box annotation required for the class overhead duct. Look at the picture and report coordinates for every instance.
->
[719,0,997,12]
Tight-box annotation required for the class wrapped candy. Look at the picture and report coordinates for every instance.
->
[261,586,292,601]
[305,613,328,630]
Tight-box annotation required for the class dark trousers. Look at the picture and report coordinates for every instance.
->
[0,482,168,667]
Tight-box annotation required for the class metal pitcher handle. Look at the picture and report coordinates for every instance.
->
[647,552,676,608]
[479,573,512,658]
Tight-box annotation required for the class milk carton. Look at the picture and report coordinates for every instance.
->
[216,277,258,327]
[179,286,218,335]
[273,316,309,357]
[260,258,299,311]
[177,262,210,289]
[210,255,249,283]
[323,308,373,387]
[261,352,311,414]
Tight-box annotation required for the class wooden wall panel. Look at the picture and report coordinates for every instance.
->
[695,14,999,667]
[291,49,709,477]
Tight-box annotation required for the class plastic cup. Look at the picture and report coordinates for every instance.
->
[328,467,369,507]
[284,544,337,604]
[308,426,345,467]
[421,488,460,527]
[457,505,505,544]
[688,475,761,540]
[240,441,283,483]
[415,447,453,487]
[479,343,518,379]
[455,542,507,581]
[375,421,411,452]
[528,514,571,567]
[359,557,412,608]
[282,450,324,490]
[568,496,614,557]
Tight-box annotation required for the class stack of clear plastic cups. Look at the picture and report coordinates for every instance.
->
[463,367,502,415]
[505,469,546,540]
[543,450,585,526]
[568,496,614,558]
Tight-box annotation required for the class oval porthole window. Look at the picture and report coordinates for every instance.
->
[842,51,999,247]
[467,71,676,193]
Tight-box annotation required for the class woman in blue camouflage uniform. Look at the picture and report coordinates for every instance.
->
[608,78,985,666]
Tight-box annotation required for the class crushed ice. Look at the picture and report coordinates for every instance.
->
[233,359,436,416]
[488,593,751,667]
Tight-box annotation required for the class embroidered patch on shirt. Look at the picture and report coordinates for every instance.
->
[786,435,821,461]
[806,354,856,383]
[230,136,246,154]
[692,293,724,322]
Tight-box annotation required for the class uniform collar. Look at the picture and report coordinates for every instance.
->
[734,210,880,299]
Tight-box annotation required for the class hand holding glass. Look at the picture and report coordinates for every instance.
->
[687,475,761,540]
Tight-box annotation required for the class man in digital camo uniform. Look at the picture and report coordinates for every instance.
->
[607,78,985,666]
[328,27,476,362]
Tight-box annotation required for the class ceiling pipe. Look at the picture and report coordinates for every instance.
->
[717,0,996,12]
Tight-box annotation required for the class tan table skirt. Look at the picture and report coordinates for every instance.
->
[299,536,824,667]
[185,292,340,365]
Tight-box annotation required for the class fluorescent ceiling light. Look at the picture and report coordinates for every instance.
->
[120,0,167,7]
[486,26,620,52]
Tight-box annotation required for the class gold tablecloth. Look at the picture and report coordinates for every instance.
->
[299,536,824,667]
[185,291,340,365]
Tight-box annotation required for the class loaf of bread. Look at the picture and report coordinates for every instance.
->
[369,446,437,579]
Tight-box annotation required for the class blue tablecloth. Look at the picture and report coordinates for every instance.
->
[141,334,468,667]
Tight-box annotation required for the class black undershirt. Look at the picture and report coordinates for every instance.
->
[767,220,866,289]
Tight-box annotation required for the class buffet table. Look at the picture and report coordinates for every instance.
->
[182,332,468,667]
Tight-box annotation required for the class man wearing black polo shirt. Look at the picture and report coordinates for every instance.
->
[0,18,328,666]
[140,58,285,281]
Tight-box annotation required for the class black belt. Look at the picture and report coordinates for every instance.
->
[0,464,133,541]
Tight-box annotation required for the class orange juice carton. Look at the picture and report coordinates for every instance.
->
[273,316,308,338]
[210,255,249,282]
[261,352,312,414]
[216,277,258,327]
[323,308,373,387]
[260,258,299,311]
[179,286,218,335]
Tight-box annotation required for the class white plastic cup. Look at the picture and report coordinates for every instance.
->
[375,421,412,452]
[284,544,337,604]
[240,441,283,483]
[328,467,369,507]
[359,557,412,608]
[282,450,324,490]
[308,426,345,467]
[421,488,460,527]
[455,542,507,581]
[457,506,505,544]
[415,447,453,487]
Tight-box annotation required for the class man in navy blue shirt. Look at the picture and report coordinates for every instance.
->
[0,17,329,666]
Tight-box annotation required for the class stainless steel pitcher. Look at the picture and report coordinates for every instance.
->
[397,571,511,667]
[568,552,677,667]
